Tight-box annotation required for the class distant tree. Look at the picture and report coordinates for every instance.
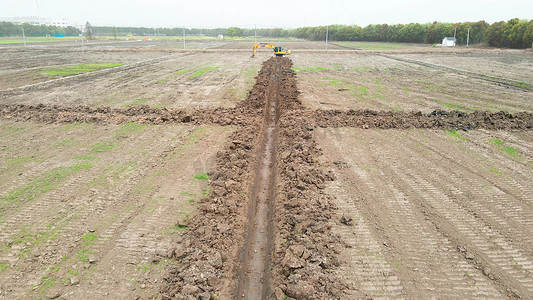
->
[487,21,506,47]
[226,27,242,37]
[524,21,533,48]
[84,21,94,39]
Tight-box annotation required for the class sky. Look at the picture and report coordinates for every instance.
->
[0,0,532,28]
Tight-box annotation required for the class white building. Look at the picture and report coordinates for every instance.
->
[1,16,69,27]
[442,37,456,47]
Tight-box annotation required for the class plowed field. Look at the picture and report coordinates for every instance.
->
[0,41,532,299]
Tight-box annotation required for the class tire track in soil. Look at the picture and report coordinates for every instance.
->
[0,126,194,299]
[360,130,533,298]
[0,53,191,98]
[379,54,533,91]
[319,128,508,298]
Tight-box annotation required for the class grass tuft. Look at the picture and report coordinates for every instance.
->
[489,138,520,157]
[39,63,122,77]
[194,173,209,180]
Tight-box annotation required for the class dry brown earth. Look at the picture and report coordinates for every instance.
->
[0,41,532,299]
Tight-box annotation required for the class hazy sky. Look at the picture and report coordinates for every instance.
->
[1,0,532,28]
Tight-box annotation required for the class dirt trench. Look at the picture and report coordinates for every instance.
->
[158,57,350,299]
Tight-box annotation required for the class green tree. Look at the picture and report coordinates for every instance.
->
[226,27,242,37]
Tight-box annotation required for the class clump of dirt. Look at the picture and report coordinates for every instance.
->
[312,109,533,130]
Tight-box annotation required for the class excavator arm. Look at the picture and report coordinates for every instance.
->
[253,43,275,56]
[252,43,290,57]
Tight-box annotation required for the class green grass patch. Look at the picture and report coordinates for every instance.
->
[333,41,414,50]
[82,233,98,243]
[40,275,57,292]
[39,63,122,77]
[194,172,209,180]
[52,138,83,148]
[489,138,520,157]
[122,98,148,107]
[445,129,465,140]
[176,69,189,75]
[489,168,502,174]
[190,66,220,79]
[115,122,146,137]
[354,66,375,71]
[293,66,329,72]
[89,141,114,153]
[61,122,89,131]
[4,156,33,166]
[0,163,93,206]
[0,263,8,273]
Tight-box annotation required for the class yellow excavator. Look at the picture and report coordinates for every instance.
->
[252,42,291,57]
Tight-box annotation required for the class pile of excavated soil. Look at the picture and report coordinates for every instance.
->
[0,104,253,126]
[311,109,533,130]
[3,104,532,131]
[160,123,260,299]
[272,114,360,299]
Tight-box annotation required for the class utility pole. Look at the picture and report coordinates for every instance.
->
[79,25,84,48]
[326,26,329,50]
[21,24,26,48]
[466,28,470,47]
[254,24,257,44]
[453,26,457,47]
[183,27,185,49]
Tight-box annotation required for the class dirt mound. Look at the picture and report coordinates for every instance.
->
[3,104,531,131]
[272,114,360,299]
[312,109,533,130]
[0,104,252,126]
[160,123,260,299]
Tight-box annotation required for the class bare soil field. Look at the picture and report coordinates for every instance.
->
[316,127,533,298]
[0,41,532,299]
[390,50,533,83]
[0,50,262,108]
[292,51,533,112]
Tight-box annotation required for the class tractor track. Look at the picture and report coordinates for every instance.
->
[379,54,533,91]
[0,53,192,98]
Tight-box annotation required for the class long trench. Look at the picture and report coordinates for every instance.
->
[235,59,282,299]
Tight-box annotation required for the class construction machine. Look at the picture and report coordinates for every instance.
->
[252,43,291,57]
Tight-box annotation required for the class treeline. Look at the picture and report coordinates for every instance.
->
[292,19,533,48]
[0,21,81,37]
[2,18,532,48]
[90,26,292,38]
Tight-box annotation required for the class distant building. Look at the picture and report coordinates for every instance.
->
[1,16,69,27]
[442,37,456,47]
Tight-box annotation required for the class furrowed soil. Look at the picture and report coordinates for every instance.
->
[1,41,533,299]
